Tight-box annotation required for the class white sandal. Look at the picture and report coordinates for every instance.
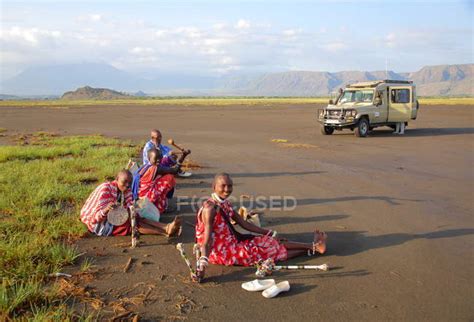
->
[178,171,192,177]
[262,281,290,298]
[241,279,275,292]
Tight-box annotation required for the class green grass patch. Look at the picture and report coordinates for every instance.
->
[0,96,330,108]
[0,133,138,319]
[418,97,474,105]
[0,96,472,109]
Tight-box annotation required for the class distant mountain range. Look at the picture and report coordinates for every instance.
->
[1,63,472,97]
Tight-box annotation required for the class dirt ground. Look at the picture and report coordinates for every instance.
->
[1,103,473,321]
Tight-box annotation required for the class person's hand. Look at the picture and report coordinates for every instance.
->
[194,268,205,283]
[172,165,180,174]
[104,203,116,214]
[184,149,191,156]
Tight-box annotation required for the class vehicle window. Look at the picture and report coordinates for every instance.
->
[391,89,410,103]
[339,90,374,103]
[375,90,384,103]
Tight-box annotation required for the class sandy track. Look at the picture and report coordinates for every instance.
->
[1,104,473,320]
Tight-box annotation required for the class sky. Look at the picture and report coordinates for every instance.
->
[1,0,473,80]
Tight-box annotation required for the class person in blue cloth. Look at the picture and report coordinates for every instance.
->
[142,129,191,175]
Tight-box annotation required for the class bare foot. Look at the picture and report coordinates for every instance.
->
[313,230,327,254]
[166,216,182,237]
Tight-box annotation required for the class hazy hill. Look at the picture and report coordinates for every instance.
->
[0,63,147,96]
[219,70,407,96]
[1,63,472,96]
[0,94,21,100]
[61,86,130,100]
[408,64,473,96]
[0,63,218,96]
[218,65,471,96]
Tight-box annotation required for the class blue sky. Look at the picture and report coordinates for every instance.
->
[1,0,472,79]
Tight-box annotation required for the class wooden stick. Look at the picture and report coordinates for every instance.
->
[123,257,133,273]
[130,206,139,248]
[176,243,198,281]
[167,138,186,152]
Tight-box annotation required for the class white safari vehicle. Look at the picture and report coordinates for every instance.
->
[317,80,419,137]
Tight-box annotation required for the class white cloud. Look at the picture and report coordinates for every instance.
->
[1,12,471,80]
[213,23,227,30]
[0,26,61,46]
[155,29,168,38]
[130,47,155,55]
[282,28,302,37]
[235,19,251,30]
[321,42,348,53]
[77,13,103,23]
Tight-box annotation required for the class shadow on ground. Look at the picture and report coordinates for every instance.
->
[334,127,474,137]
[284,228,474,257]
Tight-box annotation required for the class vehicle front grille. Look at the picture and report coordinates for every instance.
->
[327,110,343,119]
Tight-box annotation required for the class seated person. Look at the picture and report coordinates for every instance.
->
[138,148,179,214]
[195,173,327,281]
[142,129,191,170]
[80,169,181,237]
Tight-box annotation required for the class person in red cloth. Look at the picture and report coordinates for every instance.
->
[138,148,179,214]
[195,173,327,281]
[80,169,181,237]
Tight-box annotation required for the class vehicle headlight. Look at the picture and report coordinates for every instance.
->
[345,109,357,117]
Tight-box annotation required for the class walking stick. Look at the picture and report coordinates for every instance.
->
[255,258,329,277]
[176,243,200,282]
[130,205,139,248]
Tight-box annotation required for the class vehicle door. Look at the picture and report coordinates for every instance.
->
[411,87,419,120]
[388,87,412,122]
[373,88,388,123]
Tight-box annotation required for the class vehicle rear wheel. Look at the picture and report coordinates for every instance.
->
[354,117,369,137]
[320,126,334,135]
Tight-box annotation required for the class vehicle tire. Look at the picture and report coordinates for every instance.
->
[320,126,334,135]
[354,117,369,137]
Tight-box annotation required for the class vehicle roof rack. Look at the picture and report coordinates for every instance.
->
[383,79,413,84]
[347,79,413,88]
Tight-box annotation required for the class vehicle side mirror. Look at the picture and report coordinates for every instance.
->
[329,99,334,105]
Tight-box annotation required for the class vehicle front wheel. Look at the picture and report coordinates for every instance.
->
[320,126,334,135]
[354,117,369,137]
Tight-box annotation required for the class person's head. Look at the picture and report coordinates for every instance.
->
[150,129,162,145]
[148,148,163,165]
[213,173,233,199]
[116,169,133,192]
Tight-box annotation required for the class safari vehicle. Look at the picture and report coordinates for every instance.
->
[317,80,419,137]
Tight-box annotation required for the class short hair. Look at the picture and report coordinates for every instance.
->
[151,129,161,137]
[213,172,232,184]
[148,147,162,159]
[117,169,132,181]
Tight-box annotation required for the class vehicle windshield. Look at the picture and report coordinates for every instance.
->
[338,90,374,104]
